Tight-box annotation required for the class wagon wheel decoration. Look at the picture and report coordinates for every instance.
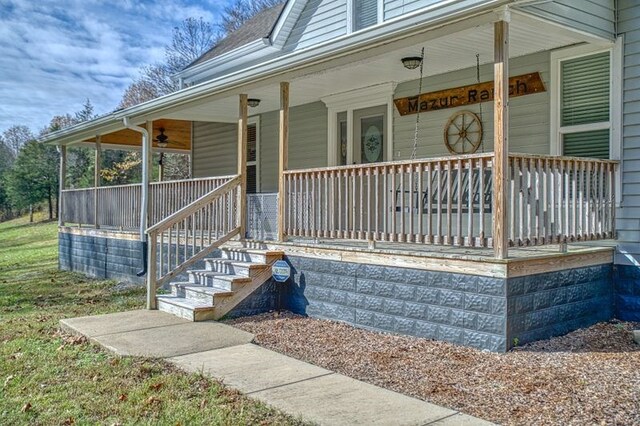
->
[444,110,483,154]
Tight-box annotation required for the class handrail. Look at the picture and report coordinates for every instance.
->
[148,176,241,234]
[145,174,242,309]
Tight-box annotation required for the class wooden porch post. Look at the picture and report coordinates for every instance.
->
[238,94,248,239]
[94,135,101,229]
[493,18,510,259]
[58,145,66,226]
[278,82,289,242]
[146,121,154,224]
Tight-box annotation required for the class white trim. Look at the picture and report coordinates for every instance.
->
[270,0,310,49]
[248,115,261,192]
[377,0,384,25]
[322,82,396,166]
[612,36,624,206]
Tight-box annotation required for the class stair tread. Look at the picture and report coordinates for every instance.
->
[180,284,235,296]
[204,259,270,268]
[223,248,284,256]
[157,295,214,311]
[187,270,252,282]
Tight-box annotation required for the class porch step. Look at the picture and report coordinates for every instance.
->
[204,258,270,277]
[156,295,216,322]
[187,270,252,290]
[221,247,284,264]
[157,247,284,322]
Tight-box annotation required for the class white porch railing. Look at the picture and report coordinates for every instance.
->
[282,153,617,248]
[60,176,235,230]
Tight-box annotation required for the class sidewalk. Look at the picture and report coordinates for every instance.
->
[60,310,494,426]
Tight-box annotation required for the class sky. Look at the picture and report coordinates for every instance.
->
[0,0,232,134]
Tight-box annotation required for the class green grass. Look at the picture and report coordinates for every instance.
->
[0,216,304,425]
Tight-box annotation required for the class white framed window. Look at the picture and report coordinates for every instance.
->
[247,116,260,193]
[550,41,622,161]
[322,83,396,166]
[347,0,383,33]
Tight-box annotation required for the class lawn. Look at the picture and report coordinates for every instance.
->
[0,216,303,425]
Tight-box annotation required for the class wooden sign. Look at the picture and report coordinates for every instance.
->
[394,72,546,116]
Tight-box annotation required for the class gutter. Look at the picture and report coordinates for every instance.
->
[122,117,150,277]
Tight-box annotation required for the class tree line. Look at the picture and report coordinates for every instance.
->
[0,0,281,223]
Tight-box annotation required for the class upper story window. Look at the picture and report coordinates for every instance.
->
[349,0,380,33]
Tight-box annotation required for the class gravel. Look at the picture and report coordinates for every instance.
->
[226,312,640,426]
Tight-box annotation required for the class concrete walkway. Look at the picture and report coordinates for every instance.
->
[60,310,494,426]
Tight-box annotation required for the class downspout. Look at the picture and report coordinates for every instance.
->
[122,117,150,277]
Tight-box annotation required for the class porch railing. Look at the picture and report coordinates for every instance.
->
[60,176,235,230]
[283,153,617,248]
[146,175,241,308]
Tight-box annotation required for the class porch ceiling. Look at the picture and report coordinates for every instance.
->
[80,119,191,152]
[163,11,600,123]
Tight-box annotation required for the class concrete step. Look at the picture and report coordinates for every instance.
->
[204,259,270,278]
[157,295,216,322]
[187,270,251,290]
[221,247,284,264]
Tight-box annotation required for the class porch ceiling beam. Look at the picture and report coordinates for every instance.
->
[493,17,509,260]
[278,82,289,242]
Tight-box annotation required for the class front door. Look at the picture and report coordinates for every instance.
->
[353,105,386,164]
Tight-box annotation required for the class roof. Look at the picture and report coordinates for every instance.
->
[187,2,285,69]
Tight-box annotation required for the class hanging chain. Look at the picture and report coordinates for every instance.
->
[411,47,425,161]
[476,53,485,153]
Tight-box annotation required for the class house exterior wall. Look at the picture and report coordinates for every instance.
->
[613,1,640,320]
[394,51,551,159]
[518,0,616,42]
[284,0,347,51]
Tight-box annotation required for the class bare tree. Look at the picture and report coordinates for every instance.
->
[118,79,159,109]
[2,125,34,156]
[166,17,219,72]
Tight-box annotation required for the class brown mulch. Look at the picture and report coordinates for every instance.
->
[226,312,640,426]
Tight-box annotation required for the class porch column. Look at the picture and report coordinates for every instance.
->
[238,94,248,238]
[146,121,154,224]
[493,17,510,259]
[58,145,66,226]
[94,135,101,229]
[278,82,289,242]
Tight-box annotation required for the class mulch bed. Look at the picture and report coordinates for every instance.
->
[226,312,640,426]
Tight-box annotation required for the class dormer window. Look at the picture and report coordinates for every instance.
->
[350,0,381,32]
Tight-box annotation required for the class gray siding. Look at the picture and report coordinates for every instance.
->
[192,102,328,192]
[284,0,347,51]
[384,0,493,21]
[518,0,615,41]
[393,51,551,159]
[261,101,328,192]
[192,121,238,179]
[617,1,640,264]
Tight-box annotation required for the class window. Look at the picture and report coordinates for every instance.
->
[247,119,259,193]
[349,0,381,33]
[560,52,610,158]
[551,44,621,160]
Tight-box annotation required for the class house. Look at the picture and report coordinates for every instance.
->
[42,0,640,352]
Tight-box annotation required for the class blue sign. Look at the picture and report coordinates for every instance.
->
[272,260,291,283]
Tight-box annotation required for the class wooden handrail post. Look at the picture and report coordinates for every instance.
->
[493,18,510,259]
[146,121,154,226]
[278,82,289,242]
[94,135,101,229]
[58,145,66,226]
[238,94,248,238]
[147,230,157,310]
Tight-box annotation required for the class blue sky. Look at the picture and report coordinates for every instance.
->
[0,0,232,134]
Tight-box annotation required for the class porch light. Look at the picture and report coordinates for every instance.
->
[247,98,261,108]
[401,56,422,70]
[154,128,169,148]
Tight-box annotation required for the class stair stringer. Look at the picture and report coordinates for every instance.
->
[211,254,283,320]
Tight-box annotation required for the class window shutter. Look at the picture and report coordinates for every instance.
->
[561,52,610,127]
[354,0,378,31]
[247,123,257,193]
[247,124,257,162]
[563,129,610,159]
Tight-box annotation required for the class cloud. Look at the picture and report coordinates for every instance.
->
[0,0,229,133]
